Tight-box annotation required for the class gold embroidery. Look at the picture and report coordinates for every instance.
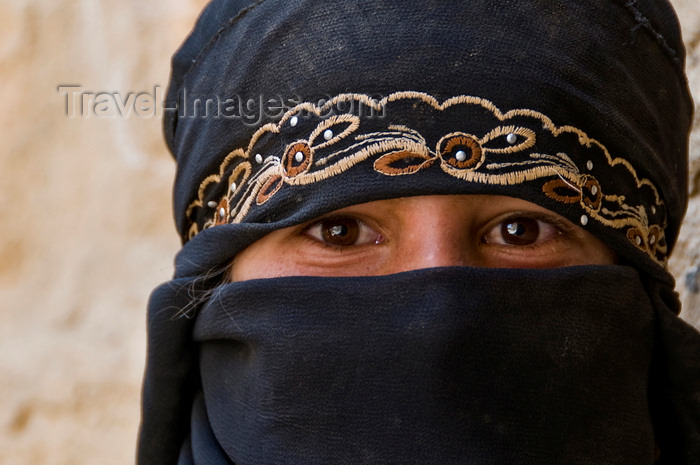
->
[256,175,283,205]
[627,228,647,249]
[374,150,435,175]
[283,142,313,177]
[213,197,229,225]
[437,133,483,170]
[648,225,666,257]
[580,177,603,211]
[542,179,581,204]
[228,163,252,197]
[308,114,360,150]
[185,92,667,265]
[480,126,536,154]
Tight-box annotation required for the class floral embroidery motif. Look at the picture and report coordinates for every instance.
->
[185,92,667,265]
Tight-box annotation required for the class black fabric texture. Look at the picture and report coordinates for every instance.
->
[139,266,700,464]
[193,266,657,465]
[138,0,700,464]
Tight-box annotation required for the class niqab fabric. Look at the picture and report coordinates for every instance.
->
[194,266,658,464]
[139,0,700,464]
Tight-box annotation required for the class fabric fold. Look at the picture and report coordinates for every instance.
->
[186,266,658,464]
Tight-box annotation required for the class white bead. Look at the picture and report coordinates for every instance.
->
[580,215,588,226]
[294,151,304,163]
[455,150,467,161]
[290,116,298,127]
[590,185,598,196]
[255,153,263,164]
[230,182,237,192]
[635,236,642,245]
[651,206,656,214]
[219,207,226,217]
[649,236,656,245]
[207,201,217,208]
[323,129,333,140]
[506,133,517,144]
[586,160,593,170]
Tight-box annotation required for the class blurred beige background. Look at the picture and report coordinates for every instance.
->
[0,1,698,464]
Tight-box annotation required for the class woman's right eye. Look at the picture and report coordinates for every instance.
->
[303,216,384,247]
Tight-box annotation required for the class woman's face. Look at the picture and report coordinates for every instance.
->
[230,195,617,281]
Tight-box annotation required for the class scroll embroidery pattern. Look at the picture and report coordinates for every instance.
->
[185,92,667,264]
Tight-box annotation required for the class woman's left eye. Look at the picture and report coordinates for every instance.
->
[304,216,383,247]
[483,216,561,246]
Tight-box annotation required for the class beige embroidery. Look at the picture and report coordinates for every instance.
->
[185,92,667,265]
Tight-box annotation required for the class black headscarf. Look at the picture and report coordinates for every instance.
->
[139,1,700,464]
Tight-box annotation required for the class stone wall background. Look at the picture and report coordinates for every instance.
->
[0,1,698,464]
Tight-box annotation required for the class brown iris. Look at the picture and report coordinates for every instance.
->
[320,218,360,246]
[500,217,540,245]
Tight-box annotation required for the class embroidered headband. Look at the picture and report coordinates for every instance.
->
[164,0,692,277]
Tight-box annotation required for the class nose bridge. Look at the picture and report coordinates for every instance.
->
[391,199,473,272]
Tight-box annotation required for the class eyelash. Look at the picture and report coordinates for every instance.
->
[300,215,381,249]
[300,211,574,250]
[481,212,574,248]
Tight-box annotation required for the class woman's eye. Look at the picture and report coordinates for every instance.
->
[484,216,560,246]
[304,217,383,247]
